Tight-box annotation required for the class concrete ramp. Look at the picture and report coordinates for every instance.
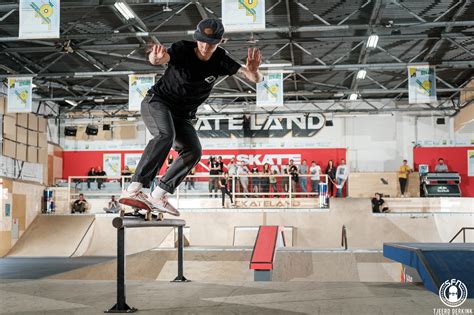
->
[50,248,400,283]
[72,215,173,257]
[7,215,95,257]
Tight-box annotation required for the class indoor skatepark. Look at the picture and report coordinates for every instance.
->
[1,0,474,314]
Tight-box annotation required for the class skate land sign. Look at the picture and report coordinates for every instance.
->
[195,113,326,138]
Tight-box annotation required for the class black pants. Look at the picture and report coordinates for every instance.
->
[132,95,202,194]
[399,178,407,195]
[221,187,233,206]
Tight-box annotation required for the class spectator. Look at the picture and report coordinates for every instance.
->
[226,158,237,193]
[104,195,120,213]
[371,193,389,213]
[299,159,308,195]
[186,167,196,190]
[208,156,220,198]
[71,193,89,214]
[288,160,299,196]
[435,158,448,172]
[310,161,321,194]
[282,168,290,195]
[398,160,412,197]
[250,162,260,196]
[325,160,336,196]
[335,159,349,197]
[236,161,250,195]
[260,163,271,196]
[217,156,224,174]
[87,167,96,190]
[219,172,233,208]
[269,169,278,196]
[121,165,132,187]
[96,166,107,190]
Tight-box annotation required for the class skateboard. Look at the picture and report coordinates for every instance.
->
[118,197,164,221]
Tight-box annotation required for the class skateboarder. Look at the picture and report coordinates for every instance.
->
[120,18,263,216]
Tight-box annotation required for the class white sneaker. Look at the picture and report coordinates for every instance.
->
[146,193,180,216]
[120,189,140,200]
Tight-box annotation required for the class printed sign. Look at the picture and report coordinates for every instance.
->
[408,65,437,104]
[257,73,283,107]
[19,0,60,39]
[222,0,265,31]
[128,74,155,111]
[468,150,474,177]
[7,77,33,113]
[103,153,121,177]
[195,113,325,138]
[124,153,142,173]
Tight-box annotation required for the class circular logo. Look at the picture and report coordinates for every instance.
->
[439,279,468,308]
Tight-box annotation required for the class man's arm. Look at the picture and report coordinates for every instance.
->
[237,48,263,83]
[148,44,170,65]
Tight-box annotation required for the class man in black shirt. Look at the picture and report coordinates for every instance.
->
[121,18,262,216]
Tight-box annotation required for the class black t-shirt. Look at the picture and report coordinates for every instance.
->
[209,161,220,175]
[151,40,241,118]
[289,165,299,182]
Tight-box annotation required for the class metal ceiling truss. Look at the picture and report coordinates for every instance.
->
[0,0,472,116]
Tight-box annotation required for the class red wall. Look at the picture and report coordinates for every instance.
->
[413,146,474,197]
[63,148,347,179]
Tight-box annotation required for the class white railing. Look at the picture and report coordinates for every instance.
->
[66,174,329,210]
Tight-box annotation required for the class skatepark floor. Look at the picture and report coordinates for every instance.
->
[1,279,472,314]
[0,257,113,279]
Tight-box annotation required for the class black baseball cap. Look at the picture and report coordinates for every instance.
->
[193,18,224,44]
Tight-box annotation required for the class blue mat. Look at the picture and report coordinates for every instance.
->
[383,243,474,295]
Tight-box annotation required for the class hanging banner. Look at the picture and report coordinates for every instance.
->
[468,150,474,177]
[7,77,33,113]
[128,74,155,111]
[222,0,265,32]
[103,153,121,177]
[19,0,60,39]
[256,73,283,107]
[408,65,437,104]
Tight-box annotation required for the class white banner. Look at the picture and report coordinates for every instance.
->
[408,65,437,104]
[128,74,155,111]
[468,150,474,177]
[103,153,121,177]
[19,0,60,39]
[222,0,265,32]
[256,73,284,107]
[7,77,33,113]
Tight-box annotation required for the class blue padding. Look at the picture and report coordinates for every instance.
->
[383,243,474,296]
[423,251,474,291]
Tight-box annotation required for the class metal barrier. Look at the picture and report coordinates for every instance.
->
[67,174,329,210]
[105,216,188,313]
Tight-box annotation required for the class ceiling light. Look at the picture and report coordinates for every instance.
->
[114,1,134,20]
[366,34,379,48]
[349,93,358,101]
[356,69,367,79]
[65,99,78,106]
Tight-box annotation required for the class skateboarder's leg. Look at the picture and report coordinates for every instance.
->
[127,99,175,195]
[154,117,202,196]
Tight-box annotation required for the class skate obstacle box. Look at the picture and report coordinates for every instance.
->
[105,217,188,313]
[249,226,285,281]
[383,242,474,295]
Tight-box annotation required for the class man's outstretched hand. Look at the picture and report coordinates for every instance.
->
[148,44,170,65]
[246,47,262,73]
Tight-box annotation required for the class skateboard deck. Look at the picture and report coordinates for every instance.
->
[118,197,164,221]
